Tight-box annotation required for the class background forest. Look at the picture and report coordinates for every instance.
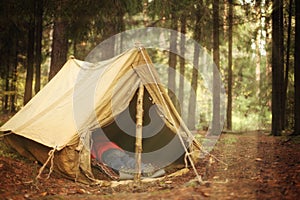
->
[0,0,299,135]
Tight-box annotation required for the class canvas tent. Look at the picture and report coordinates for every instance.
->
[0,47,201,184]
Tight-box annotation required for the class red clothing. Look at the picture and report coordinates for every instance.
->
[91,134,122,162]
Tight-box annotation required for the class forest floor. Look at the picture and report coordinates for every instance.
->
[1,123,300,199]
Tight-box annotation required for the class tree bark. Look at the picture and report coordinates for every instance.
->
[227,0,233,130]
[10,33,18,112]
[2,0,12,111]
[24,20,35,105]
[294,0,300,135]
[49,3,68,81]
[34,0,43,94]
[271,0,284,136]
[211,0,221,135]
[282,0,293,129]
[99,2,126,60]
[187,1,202,130]
[187,43,200,130]
[4,60,9,111]
[178,15,186,109]
[168,14,178,107]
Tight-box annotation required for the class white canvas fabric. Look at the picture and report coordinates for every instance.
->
[0,49,141,150]
[0,48,184,150]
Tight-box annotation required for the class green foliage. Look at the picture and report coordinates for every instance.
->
[0,139,23,160]
[221,134,238,145]
[0,0,296,133]
[290,135,300,144]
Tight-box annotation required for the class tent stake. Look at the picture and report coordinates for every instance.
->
[134,82,144,183]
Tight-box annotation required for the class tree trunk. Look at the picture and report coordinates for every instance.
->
[211,0,221,135]
[118,9,125,54]
[100,27,116,60]
[24,21,35,105]
[187,43,200,130]
[282,0,293,129]
[178,15,186,109]
[294,0,300,135]
[187,2,202,130]
[271,0,284,136]
[10,60,17,112]
[4,59,10,111]
[73,37,78,58]
[10,33,18,112]
[227,0,233,130]
[49,4,68,81]
[168,14,178,108]
[100,8,126,60]
[34,0,43,94]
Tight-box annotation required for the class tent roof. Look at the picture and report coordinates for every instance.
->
[0,48,183,150]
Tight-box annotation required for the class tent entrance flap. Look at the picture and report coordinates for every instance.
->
[96,88,187,167]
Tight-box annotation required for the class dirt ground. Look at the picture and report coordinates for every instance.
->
[1,130,300,200]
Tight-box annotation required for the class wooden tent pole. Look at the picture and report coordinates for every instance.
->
[134,82,144,182]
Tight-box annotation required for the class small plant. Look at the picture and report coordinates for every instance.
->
[0,139,23,160]
[222,135,238,145]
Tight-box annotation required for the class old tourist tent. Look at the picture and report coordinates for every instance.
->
[0,47,201,184]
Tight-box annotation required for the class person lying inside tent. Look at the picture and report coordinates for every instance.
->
[91,129,165,180]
